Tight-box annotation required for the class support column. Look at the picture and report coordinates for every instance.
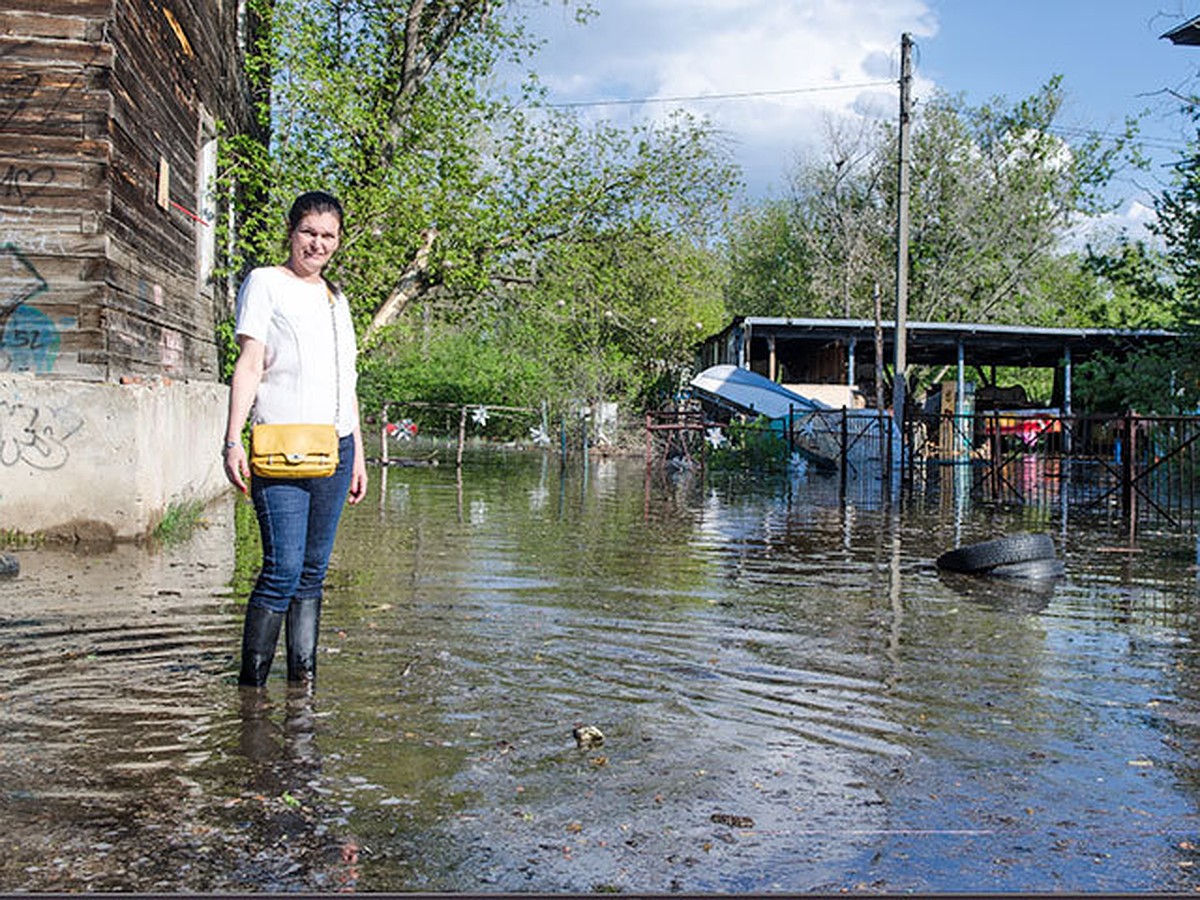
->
[956,340,967,458]
[1063,346,1073,454]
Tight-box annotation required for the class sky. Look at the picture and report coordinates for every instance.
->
[509,0,1200,242]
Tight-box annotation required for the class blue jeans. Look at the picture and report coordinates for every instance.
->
[248,434,354,613]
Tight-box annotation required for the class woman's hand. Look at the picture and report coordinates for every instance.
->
[224,443,250,494]
[346,413,368,505]
[347,457,368,504]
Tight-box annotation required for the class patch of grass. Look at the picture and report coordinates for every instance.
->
[153,498,208,545]
[0,530,43,549]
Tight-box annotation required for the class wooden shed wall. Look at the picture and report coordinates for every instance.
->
[0,0,254,382]
[0,4,110,378]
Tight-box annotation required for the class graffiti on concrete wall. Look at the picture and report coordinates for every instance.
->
[0,398,83,470]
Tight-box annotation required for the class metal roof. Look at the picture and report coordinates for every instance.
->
[1162,15,1200,45]
[722,317,1180,369]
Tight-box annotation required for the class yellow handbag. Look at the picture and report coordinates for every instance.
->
[250,423,339,478]
[248,283,344,479]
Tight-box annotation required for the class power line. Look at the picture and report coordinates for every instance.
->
[1051,124,1183,154]
[542,81,1186,154]
[546,80,897,109]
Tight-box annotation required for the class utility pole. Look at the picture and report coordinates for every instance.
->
[873,282,885,414]
[891,32,913,489]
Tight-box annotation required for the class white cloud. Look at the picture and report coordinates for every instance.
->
[517,0,939,197]
[1063,199,1160,254]
[515,0,1166,246]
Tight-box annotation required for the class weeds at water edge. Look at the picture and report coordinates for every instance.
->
[0,530,43,549]
[153,499,208,545]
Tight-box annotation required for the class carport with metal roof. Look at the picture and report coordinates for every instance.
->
[697,317,1181,413]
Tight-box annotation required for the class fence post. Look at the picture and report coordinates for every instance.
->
[988,411,1000,498]
[1122,411,1136,539]
[381,404,389,466]
[645,412,651,470]
[877,408,888,493]
[457,405,467,469]
[840,408,848,497]
[885,410,893,477]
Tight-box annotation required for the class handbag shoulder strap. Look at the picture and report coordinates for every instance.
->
[325,282,341,427]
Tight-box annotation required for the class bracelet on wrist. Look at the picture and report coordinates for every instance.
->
[224,439,239,450]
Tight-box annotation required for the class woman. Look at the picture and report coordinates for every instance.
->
[222,190,368,690]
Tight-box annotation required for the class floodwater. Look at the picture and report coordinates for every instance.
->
[4,450,1200,892]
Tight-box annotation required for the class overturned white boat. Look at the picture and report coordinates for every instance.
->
[689,364,827,419]
[689,364,893,473]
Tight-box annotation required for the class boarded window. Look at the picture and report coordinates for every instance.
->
[197,134,218,283]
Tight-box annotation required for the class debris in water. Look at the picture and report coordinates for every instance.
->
[573,725,604,749]
[710,813,754,829]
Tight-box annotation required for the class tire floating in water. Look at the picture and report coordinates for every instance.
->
[935,532,1057,575]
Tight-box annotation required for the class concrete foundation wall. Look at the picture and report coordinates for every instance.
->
[1,374,230,540]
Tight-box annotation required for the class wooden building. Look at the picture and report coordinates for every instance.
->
[1,0,257,538]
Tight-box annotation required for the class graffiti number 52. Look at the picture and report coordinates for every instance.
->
[7,328,42,349]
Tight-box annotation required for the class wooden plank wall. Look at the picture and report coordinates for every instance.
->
[0,0,255,382]
[0,4,110,379]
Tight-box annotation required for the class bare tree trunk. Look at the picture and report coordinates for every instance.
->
[365,227,438,343]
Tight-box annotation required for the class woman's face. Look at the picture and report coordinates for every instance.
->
[287,211,341,278]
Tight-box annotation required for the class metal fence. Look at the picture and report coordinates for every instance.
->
[645,407,1200,532]
[906,411,1200,533]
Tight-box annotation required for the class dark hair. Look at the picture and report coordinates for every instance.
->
[287,190,344,233]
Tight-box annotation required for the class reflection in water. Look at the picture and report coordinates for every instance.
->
[238,687,322,785]
[936,568,1060,615]
[0,511,240,888]
[4,452,1200,892]
[239,689,286,769]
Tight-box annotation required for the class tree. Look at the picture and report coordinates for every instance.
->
[724,117,888,320]
[522,226,728,408]
[789,117,890,318]
[223,0,526,323]
[1152,122,1200,330]
[1077,239,1177,330]
[726,79,1132,326]
[358,105,739,412]
[1095,103,1200,413]
[724,198,816,318]
[219,0,741,417]
[889,78,1127,324]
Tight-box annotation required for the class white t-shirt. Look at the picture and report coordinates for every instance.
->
[235,266,358,436]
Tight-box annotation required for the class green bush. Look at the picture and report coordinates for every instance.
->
[706,418,789,472]
[358,332,552,438]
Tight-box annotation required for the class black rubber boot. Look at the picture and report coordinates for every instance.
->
[286,595,322,687]
[239,604,285,687]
